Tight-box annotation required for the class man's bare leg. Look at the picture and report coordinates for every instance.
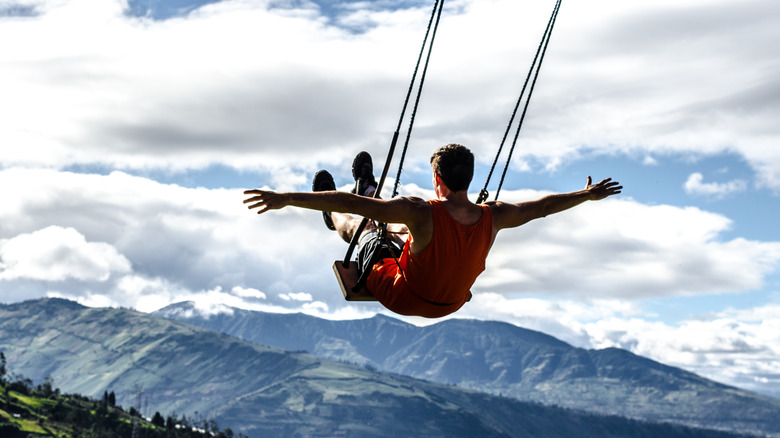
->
[385,223,409,248]
[332,212,409,251]
[330,212,377,244]
[315,164,404,246]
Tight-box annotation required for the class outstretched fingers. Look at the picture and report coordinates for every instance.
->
[587,177,623,199]
[601,179,623,196]
[243,189,280,214]
[587,176,615,188]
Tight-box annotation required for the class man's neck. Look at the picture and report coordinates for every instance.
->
[437,190,472,205]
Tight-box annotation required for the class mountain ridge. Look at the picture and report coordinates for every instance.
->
[156,300,780,436]
[0,297,754,438]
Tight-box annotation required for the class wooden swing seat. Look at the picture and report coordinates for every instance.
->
[332,260,377,301]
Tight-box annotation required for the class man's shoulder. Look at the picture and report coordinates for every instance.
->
[387,196,431,223]
[484,200,516,212]
[399,196,431,207]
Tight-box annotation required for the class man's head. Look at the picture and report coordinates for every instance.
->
[430,143,474,192]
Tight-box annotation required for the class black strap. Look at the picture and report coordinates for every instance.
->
[353,225,399,292]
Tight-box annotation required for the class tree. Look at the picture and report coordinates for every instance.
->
[8,374,32,395]
[38,375,55,397]
[108,391,116,407]
[1,351,6,409]
[0,352,6,383]
[151,411,165,427]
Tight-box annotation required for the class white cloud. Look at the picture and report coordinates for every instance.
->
[0,167,347,313]
[460,293,644,348]
[47,290,118,309]
[684,172,748,198]
[302,301,329,313]
[0,226,131,282]
[231,286,266,300]
[479,190,780,298]
[582,305,780,397]
[279,292,314,302]
[0,0,429,170]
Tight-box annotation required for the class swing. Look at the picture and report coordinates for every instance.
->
[333,0,563,301]
[333,261,375,301]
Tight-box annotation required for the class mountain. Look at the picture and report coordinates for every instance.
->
[156,301,780,437]
[0,298,747,438]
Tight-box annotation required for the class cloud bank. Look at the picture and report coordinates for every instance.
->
[1,0,779,190]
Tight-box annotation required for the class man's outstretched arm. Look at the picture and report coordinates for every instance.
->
[243,189,429,229]
[490,176,622,231]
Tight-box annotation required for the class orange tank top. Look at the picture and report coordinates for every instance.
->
[367,200,494,317]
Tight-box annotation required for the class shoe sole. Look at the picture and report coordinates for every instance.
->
[312,170,336,192]
[352,151,373,180]
[312,170,336,230]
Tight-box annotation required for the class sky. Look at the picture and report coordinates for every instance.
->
[2,0,780,398]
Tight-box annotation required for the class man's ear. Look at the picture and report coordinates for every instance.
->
[433,172,443,190]
[433,172,452,196]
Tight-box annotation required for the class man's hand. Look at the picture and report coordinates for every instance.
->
[243,189,289,214]
[585,176,622,201]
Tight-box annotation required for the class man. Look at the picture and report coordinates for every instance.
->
[243,144,622,318]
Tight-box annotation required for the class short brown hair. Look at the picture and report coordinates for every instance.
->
[430,144,474,192]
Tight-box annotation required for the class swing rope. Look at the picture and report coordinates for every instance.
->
[341,0,446,269]
[477,0,562,204]
[392,0,445,199]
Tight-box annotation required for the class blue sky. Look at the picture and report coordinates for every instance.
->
[2,0,780,398]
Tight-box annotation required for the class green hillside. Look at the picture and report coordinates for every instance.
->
[0,367,240,437]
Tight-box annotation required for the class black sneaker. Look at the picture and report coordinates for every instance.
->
[312,170,336,231]
[351,151,378,197]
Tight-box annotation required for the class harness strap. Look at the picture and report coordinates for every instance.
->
[353,224,399,293]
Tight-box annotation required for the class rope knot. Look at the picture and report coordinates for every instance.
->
[477,189,489,204]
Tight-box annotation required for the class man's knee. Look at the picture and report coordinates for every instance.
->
[332,212,359,242]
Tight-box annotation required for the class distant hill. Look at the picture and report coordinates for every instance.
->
[0,298,749,438]
[156,301,780,437]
